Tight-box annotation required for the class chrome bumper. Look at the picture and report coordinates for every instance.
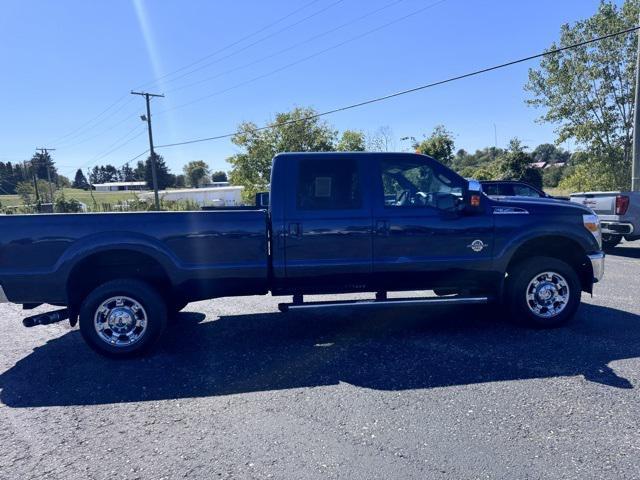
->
[601,221,634,235]
[0,285,8,303]
[588,252,605,282]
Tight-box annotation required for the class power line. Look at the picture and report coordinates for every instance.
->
[138,0,340,90]
[54,101,139,150]
[47,95,129,144]
[166,0,407,94]
[81,126,147,169]
[157,0,448,115]
[155,25,640,150]
[41,1,329,162]
[118,149,150,169]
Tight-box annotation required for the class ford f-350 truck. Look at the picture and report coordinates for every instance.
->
[0,152,604,357]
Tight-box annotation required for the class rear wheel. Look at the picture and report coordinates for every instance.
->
[79,279,167,358]
[506,256,580,328]
[602,234,622,251]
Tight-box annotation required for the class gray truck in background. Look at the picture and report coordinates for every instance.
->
[570,191,640,249]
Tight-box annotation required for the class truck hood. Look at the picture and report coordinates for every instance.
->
[490,195,593,215]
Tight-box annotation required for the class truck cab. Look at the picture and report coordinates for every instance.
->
[269,152,495,296]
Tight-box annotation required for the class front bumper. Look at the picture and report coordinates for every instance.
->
[588,252,605,282]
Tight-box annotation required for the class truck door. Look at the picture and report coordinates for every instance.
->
[372,154,494,292]
[283,155,373,293]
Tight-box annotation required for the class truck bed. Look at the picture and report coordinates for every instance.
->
[0,210,270,304]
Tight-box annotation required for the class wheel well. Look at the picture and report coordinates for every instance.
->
[66,250,173,311]
[505,236,593,293]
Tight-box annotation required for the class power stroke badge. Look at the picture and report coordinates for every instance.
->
[467,239,488,252]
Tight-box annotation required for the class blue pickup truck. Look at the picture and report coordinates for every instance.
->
[0,152,604,357]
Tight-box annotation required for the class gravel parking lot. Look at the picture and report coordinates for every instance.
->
[1,243,640,479]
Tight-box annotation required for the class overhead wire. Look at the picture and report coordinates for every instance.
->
[141,0,346,90]
[154,25,640,149]
[156,0,449,115]
[165,0,408,94]
[45,1,328,152]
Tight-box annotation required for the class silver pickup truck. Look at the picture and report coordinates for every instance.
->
[570,191,640,249]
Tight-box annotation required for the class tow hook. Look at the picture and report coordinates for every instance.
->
[23,309,70,328]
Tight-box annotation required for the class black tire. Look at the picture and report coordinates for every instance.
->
[506,256,581,328]
[79,279,168,358]
[602,234,622,251]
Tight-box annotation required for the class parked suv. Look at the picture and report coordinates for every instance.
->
[480,180,568,200]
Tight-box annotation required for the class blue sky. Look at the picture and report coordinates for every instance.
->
[0,0,616,179]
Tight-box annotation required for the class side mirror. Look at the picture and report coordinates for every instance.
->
[464,180,484,212]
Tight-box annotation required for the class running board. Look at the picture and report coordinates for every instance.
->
[278,295,489,312]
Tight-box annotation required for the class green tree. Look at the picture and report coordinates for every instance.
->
[134,161,146,181]
[526,0,639,190]
[366,126,395,152]
[54,191,83,213]
[413,125,455,166]
[30,151,58,182]
[542,165,566,188]
[531,143,571,165]
[210,170,228,182]
[227,107,336,201]
[144,154,173,190]
[72,169,89,189]
[16,179,56,204]
[16,181,35,204]
[492,139,543,189]
[119,164,136,182]
[337,130,366,151]
[174,174,186,188]
[183,160,210,188]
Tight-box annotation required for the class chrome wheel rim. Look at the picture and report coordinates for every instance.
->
[526,271,570,319]
[94,296,148,347]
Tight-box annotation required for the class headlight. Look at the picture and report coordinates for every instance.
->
[583,214,602,249]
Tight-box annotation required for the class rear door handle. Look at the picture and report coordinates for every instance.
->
[288,222,302,238]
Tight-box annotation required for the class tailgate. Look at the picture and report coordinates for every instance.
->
[570,193,617,215]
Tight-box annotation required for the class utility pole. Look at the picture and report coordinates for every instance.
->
[24,160,40,204]
[131,91,164,209]
[632,14,640,192]
[36,147,56,202]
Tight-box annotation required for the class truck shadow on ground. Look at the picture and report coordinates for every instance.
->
[1,302,638,408]
[610,245,640,259]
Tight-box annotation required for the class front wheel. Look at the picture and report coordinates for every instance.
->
[79,279,168,357]
[506,256,581,328]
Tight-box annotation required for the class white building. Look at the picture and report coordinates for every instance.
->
[92,181,147,192]
[141,185,244,207]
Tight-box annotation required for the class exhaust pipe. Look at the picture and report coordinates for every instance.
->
[23,309,70,328]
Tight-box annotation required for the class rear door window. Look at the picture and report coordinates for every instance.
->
[296,157,362,210]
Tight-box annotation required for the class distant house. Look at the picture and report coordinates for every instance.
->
[140,185,243,207]
[92,181,147,192]
[530,161,548,169]
[201,181,231,188]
